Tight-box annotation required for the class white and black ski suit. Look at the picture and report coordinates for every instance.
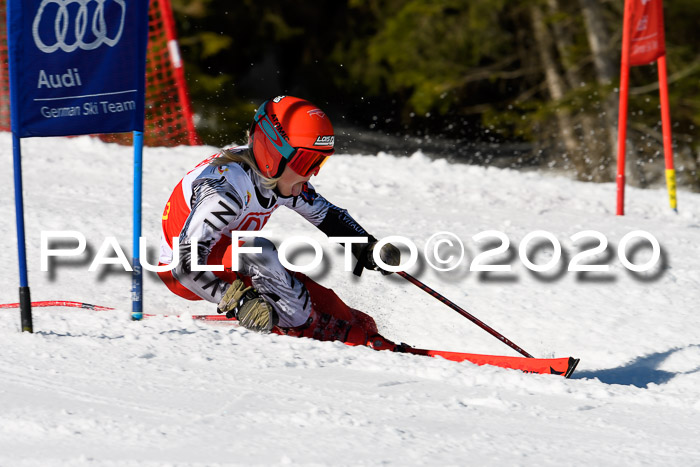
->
[159,146,373,327]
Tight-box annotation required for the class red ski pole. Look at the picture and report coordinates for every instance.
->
[397,271,534,358]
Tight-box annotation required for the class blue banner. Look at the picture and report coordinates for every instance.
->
[7,0,149,137]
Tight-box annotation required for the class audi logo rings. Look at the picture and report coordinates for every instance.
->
[32,0,126,53]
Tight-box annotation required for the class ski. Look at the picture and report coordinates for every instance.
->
[144,313,580,377]
[0,301,114,311]
[397,345,579,378]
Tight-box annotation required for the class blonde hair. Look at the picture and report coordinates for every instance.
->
[210,145,280,190]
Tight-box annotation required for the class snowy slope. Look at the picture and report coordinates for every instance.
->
[1,134,699,465]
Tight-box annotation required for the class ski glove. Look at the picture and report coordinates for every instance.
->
[217,279,279,332]
[365,241,402,275]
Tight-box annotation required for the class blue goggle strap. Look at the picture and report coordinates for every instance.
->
[254,100,295,160]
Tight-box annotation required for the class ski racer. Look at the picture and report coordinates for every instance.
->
[158,95,401,345]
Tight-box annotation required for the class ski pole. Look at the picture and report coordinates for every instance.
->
[397,271,534,358]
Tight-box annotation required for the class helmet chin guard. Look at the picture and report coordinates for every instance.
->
[250,96,335,178]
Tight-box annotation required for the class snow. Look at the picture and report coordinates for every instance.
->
[1,134,700,465]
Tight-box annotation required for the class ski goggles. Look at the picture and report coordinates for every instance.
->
[287,147,331,176]
[254,101,334,177]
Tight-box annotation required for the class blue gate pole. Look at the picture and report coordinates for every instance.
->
[131,131,144,320]
[8,0,32,333]
[12,132,33,332]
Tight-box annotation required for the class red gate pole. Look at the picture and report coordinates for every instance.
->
[616,0,634,216]
[159,0,201,145]
[657,54,677,212]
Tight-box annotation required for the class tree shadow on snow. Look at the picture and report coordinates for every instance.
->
[573,345,700,388]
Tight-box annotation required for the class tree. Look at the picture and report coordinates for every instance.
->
[169,0,700,189]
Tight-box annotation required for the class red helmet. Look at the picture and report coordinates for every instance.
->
[249,96,335,178]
